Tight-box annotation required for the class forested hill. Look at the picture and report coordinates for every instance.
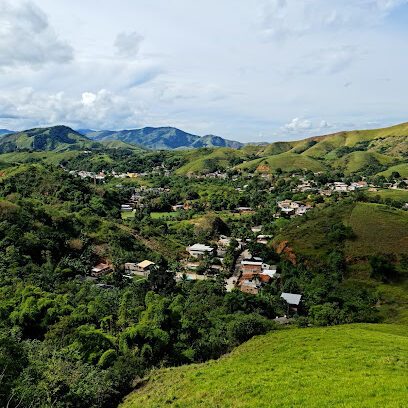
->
[0,125,99,154]
[81,127,244,150]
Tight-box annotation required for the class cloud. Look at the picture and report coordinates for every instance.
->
[257,0,408,41]
[0,88,145,130]
[282,118,313,131]
[115,31,144,58]
[0,1,73,69]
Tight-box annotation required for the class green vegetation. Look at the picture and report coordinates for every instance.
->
[1,120,408,408]
[121,324,408,408]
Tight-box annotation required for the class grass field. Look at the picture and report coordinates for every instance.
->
[150,212,181,219]
[121,324,408,408]
[237,152,326,173]
[121,212,135,219]
[378,163,408,178]
[345,202,408,258]
[366,188,408,201]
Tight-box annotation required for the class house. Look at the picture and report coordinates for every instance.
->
[281,207,295,216]
[241,257,269,273]
[90,263,112,277]
[238,272,271,295]
[236,206,254,213]
[251,225,263,233]
[187,244,215,257]
[295,206,312,215]
[290,201,304,209]
[257,235,272,244]
[121,204,133,212]
[261,265,278,278]
[124,260,155,277]
[172,204,184,211]
[281,292,302,314]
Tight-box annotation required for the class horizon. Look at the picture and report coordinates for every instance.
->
[2,119,408,145]
[1,0,408,142]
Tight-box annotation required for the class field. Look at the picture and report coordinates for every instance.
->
[150,211,179,219]
[366,188,408,201]
[121,324,408,408]
[237,152,326,173]
[274,201,408,259]
[345,202,408,258]
[378,163,408,178]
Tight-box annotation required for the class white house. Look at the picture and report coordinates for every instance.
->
[187,244,215,257]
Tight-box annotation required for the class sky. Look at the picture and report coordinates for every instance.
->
[1,0,408,142]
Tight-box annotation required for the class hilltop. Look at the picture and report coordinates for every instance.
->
[121,324,408,408]
[162,121,408,175]
[0,126,99,154]
[82,127,243,150]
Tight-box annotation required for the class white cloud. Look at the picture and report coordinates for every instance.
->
[282,118,313,131]
[0,0,73,69]
[115,31,144,58]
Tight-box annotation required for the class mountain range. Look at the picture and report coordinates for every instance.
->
[1,122,408,177]
[78,127,243,150]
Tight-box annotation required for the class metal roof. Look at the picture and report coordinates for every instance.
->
[281,293,302,305]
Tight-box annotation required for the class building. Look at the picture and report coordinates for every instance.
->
[257,235,273,244]
[172,204,184,211]
[187,244,215,257]
[241,257,269,273]
[124,260,155,277]
[281,292,302,314]
[90,263,112,277]
[121,204,133,212]
[238,272,271,295]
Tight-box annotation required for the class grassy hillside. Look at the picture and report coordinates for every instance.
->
[345,203,408,258]
[237,152,326,173]
[121,324,408,408]
[233,121,408,175]
[0,126,98,153]
[274,200,408,259]
[174,147,245,174]
[333,151,398,174]
[378,163,408,178]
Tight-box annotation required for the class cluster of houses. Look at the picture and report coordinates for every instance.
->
[238,257,278,294]
[277,200,313,217]
[120,187,171,212]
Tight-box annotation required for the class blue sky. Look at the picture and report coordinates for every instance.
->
[0,0,408,142]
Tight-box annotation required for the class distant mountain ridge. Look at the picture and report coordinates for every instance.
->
[0,129,13,137]
[80,127,243,150]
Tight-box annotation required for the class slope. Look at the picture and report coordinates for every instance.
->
[0,126,98,153]
[121,324,408,408]
[236,152,326,173]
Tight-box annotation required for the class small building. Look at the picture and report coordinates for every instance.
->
[251,225,263,233]
[257,235,273,244]
[241,257,269,273]
[124,260,155,277]
[238,272,271,295]
[187,244,215,257]
[121,204,133,212]
[172,204,184,211]
[90,263,112,277]
[281,292,302,314]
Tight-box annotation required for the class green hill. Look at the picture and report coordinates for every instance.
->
[0,126,98,153]
[333,151,398,174]
[121,324,408,408]
[378,163,408,178]
[237,152,326,173]
[274,200,408,259]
